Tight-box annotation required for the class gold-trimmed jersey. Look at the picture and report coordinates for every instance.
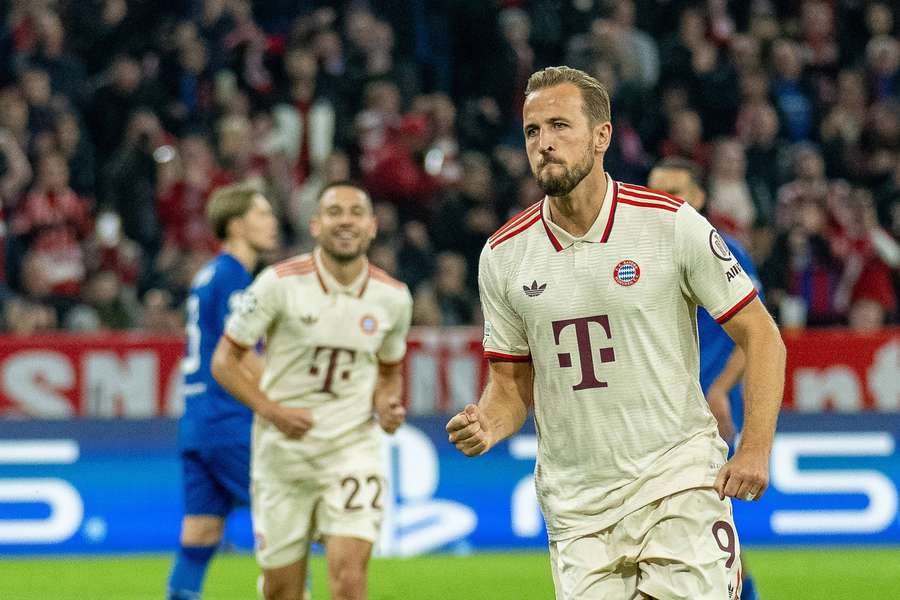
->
[225,248,413,479]
[480,173,757,541]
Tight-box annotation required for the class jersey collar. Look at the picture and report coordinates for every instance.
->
[540,173,619,252]
[313,247,370,297]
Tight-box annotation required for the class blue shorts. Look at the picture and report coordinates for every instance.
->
[181,443,250,517]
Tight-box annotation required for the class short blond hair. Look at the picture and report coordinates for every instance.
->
[206,183,261,240]
[525,66,611,124]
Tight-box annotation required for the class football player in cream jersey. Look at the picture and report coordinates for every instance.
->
[447,66,786,600]
[211,182,413,600]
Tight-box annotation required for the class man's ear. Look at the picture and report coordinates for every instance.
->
[594,121,612,154]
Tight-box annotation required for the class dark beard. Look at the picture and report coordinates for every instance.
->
[535,149,594,197]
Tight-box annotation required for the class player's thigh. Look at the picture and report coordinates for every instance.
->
[636,488,742,600]
[316,455,385,545]
[207,442,251,507]
[251,477,319,570]
[181,449,231,518]
[548,531,638,600]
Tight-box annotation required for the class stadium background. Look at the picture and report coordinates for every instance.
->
[0,0,898,598]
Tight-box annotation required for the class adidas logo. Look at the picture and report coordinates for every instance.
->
[727,582,734,599]
[523,280,547,297]
[300,314,318,325]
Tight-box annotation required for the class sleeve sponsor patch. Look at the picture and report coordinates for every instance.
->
[709,230,733,261]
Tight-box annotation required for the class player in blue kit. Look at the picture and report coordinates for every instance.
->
[648,157,763,600]
[167,183,278,600]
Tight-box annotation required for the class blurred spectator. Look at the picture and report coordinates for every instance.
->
[707,138,756,243]
[155,133,229,256]
[610,0,659,88]
[432,152,498,287]
[28,9,86,102]
[2,295,57,335]
[140,288,182,333]
[101,111,168,278]
[54,110,95,197]
[9,152,91,301]
[770,39,814,142]
[413,251,477,326]
[659,109,711,170]
[88,54,164,159]
[276,45,336,184]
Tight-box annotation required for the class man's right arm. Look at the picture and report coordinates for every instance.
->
[446,359,533,456]
[211,336,312,438]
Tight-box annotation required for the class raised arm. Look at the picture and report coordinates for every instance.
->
[446,359,534,456]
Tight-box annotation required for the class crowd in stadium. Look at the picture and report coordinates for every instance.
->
[0,0,897,334]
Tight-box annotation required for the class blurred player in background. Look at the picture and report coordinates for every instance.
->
[168,184,278,600]
[212,182,413,600]
[648,157,764,600]
[448,66,785,599]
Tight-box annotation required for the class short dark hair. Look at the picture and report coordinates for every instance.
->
[652,157,705,189]
[525,66,611,124]
[317,181,371,204]
[206,183,261,240]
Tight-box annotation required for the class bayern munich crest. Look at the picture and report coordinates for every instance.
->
[360,314,378,335]
[613,260,641,286]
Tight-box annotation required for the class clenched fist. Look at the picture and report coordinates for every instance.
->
[446,404,493,456]
[377,397,406,434]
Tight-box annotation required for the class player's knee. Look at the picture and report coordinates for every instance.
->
[262,576,304,600]
[180,517,224,546]
[328,560,367,599]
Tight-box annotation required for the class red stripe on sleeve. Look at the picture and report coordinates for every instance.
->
[715,289,758,324]
[484,351,532,362]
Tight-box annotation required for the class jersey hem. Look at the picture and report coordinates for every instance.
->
[544,481,718,542]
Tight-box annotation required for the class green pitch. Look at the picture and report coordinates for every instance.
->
[2,548,898,599]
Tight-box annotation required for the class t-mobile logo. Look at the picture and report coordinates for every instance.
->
[310,346,357,394]
[551,315,616,391]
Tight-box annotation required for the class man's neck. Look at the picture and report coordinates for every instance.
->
[318,247,366,286]
[547,168,608,237]
[222,239,258,273]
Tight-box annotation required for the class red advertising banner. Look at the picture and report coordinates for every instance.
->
[782,328,899,411]
[0,328,897,417]
[0,334,184,417]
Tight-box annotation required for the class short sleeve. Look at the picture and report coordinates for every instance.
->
[478,244,530,360]
[224,266,281,347]
[377,288,413,364]
[675,206,757,324]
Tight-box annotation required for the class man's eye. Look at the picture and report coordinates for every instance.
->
[553,122,567,129]
[526,128,538,137]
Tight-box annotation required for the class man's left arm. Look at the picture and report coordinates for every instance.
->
[374,361,405,434]
[374,289,413,434]
[716,298,786,501]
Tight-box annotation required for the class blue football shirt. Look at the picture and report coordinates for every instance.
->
[179,253,254,449]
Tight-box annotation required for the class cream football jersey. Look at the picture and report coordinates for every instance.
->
[225,248,413,479]
[480,173,758,541]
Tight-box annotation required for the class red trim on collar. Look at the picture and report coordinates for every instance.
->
[599,181,618,243]
[540,200,564,252]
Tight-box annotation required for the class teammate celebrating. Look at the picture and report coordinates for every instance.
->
[648,157,765,600]
[447,66,785,599]
[168,184,278,600]
[212,182,412,600]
